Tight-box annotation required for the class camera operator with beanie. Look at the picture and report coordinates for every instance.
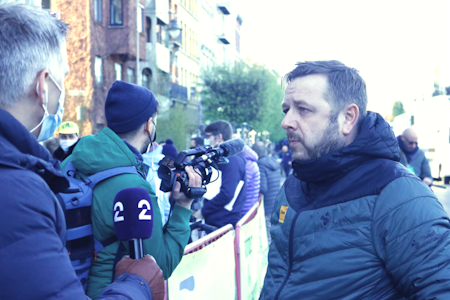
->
[53,121,80,161]
[61,80,201,299]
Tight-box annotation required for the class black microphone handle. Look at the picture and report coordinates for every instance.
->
[128,239,144,259]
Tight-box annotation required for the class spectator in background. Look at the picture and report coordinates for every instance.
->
[241,145,260,216]
[190,136,204,149]
[162,138,178,159]
[53,121,79,161]
[42,136,60,155]
[142,142,171,225]
[279,144,293,176]
[398,127,433,186]
[193,120,247,228]
[252,141,280,243]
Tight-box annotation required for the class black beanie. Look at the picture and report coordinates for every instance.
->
[105,81,158,133]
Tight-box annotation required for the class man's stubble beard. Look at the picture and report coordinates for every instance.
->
[293,114,346,161]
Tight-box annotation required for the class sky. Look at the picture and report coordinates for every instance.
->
[236,0,450,116]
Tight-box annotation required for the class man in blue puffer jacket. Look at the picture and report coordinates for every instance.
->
[0,3,162,299]
[260,60,450,300]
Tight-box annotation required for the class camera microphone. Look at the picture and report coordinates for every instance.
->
[218,138,245,157]
[113,188,153,259]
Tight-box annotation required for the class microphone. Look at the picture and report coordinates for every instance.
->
[113,188,153,259]
[218,138,245,157]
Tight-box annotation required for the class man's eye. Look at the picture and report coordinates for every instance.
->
[282,108,289,115]
[299,107,309,113]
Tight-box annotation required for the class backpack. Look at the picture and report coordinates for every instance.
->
[57,157,139,291]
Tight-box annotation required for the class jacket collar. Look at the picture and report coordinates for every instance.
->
[292,111,400,184]
[0,109,69,193]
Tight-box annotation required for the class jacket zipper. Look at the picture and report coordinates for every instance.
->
[273,209,303,300]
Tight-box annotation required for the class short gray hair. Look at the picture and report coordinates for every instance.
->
[0,3,68,107]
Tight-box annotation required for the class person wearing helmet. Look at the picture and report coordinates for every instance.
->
[53,121,80,161]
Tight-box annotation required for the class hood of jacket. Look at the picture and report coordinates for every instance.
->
[142,145,164,171]
[0,109,68,193]
[71,127,139,175]
[292,111,400,184]
[259,155,279,172]
[244,145,258,162]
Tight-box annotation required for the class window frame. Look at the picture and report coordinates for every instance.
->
[110,0,123,26]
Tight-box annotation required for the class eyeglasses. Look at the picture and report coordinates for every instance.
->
[403,136,418,146]
[205,133,216,139]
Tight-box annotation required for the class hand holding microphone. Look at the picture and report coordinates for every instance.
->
[115,255,165,300]
[113,187,165,300]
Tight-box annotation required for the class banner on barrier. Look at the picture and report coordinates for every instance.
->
[168,230,236,300]
[239,203,269,300]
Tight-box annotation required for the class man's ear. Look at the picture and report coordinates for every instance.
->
[145,117,153,134]
[342,104,359,136]
[217,133,224,143]
[36,70,49,106]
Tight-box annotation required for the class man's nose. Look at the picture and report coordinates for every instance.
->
[281,112,296,131]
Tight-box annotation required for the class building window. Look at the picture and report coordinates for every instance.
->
[115,63,122,80]
[127,68,135,83]
[94,0,102,23]
[137,6,143,33]
[146,17,152,42]
[95,56,103,85]
[42,0,50,9]
[110,0,123,25]
[142,68,152,89]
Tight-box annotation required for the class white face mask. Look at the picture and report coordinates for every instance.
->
[31,74,65,142]
[60,138,77,152]
[204,138,210,146]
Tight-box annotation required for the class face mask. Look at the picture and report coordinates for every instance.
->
[204,138,210,146]
[60,138,77,152]
[31,74,65,142]
[143,120,157,154]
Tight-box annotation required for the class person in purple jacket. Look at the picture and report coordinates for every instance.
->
[0,4,163,299]
[241,145,261,216]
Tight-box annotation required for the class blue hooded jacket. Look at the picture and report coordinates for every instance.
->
[0,109,153,300]
[260,112,450,300]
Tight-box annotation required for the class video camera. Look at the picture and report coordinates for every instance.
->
[158,138,245,199]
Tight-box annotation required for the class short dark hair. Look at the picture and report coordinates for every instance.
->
[191,137,204,146]
[205,120,233,141]
[285,60,367,124]
[252,141,266,158]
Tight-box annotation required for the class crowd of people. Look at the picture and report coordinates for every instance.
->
[2,3,450,300]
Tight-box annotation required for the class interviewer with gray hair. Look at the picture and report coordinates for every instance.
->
[0,3,161,299]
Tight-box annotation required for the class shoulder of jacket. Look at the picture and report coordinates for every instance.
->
[374,175,436,219]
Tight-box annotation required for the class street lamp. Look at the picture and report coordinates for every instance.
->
[168,15,182,91]
[167,18,182,40]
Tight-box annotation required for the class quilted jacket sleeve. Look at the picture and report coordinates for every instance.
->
[373,177,450,299]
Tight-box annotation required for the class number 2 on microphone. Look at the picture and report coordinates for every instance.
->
[113,200,152,222]
[114,202,125,222]
[138,200,152,220]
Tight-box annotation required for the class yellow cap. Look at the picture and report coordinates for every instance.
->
[59,121,79,135]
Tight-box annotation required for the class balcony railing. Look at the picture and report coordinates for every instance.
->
[170,82,188,101]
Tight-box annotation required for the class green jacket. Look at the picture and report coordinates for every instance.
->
[61,127,191,299]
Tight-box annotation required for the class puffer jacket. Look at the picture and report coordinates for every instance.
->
[0,109,153,300]
[241,145,260,216]
[260,112,450,300]
[258,155,281,217]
